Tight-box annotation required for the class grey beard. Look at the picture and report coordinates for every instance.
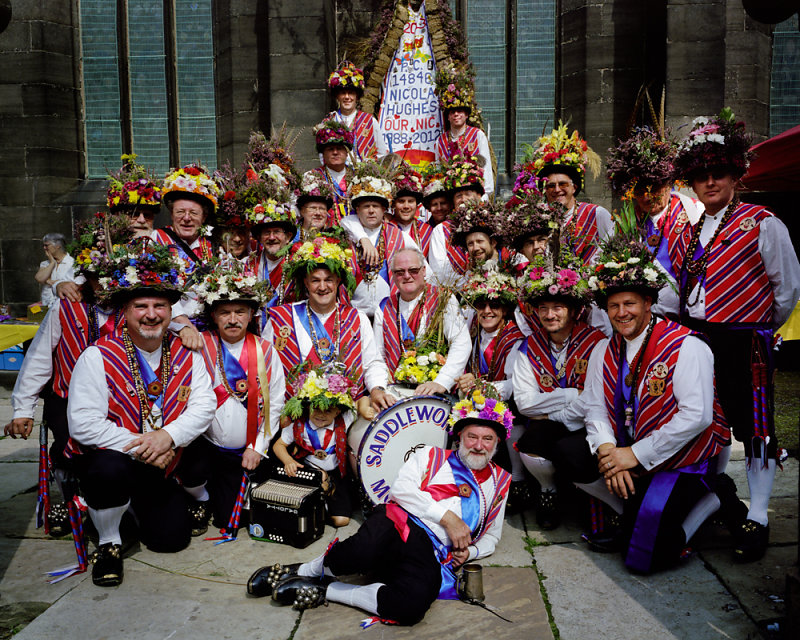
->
[458,441,498,471]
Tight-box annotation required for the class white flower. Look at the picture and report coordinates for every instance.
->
[627,257,640,265]
[588,276,599,290]
[125,266,139,284]
[694,134,707,144]
[99,277,110,287]
[707,133,725,144]
[417,355,430,367]
[643,267,658,282]
[243,276,256,286]
[692,116,709,126]
[604,261,620,269]
[206,291,219,303]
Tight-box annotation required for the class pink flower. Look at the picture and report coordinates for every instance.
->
[548,284,559,295]
[447,83,456,91]
[528,266,545,280]
[557,269,579,288]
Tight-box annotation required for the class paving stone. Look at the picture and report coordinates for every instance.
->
[0,462,37,502]
[534,542,760,640]
[294,566,551,639]
[0,538,89,604]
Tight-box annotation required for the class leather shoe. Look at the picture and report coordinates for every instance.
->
[47,502,70,538]
[188,500,211,537]
[272,575,329,608]
[733,519,769,563]
[247,562,301,597]
[536,490,560,530]
[91,543,123,587]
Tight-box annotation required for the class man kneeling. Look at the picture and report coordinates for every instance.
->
[247,392,512,625]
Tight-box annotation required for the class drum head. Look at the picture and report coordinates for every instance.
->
[356,395,452,505]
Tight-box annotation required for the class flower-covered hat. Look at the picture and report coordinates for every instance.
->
[392,164,424,202]
[314,119,355,153]
[449,200,501,249]
[95,238,185,306]
[296,170,334,209]
[442,154,484,195]
[106,154,163,211]
[448,388,513,440]
[350,160,394,208]
[520,123,601,193]
[213,162,247,229]
[518,253,593,308]
[194,258,272,309]
[162,163,221,212]
[244,127,302,194]
[282,363,358,420]
[283,235,356,294]
[606,127,677,198]
[500,191,565,251]
[461,267,519,310]
[675,107,753,180]
[327,60,366,95]
[434,64,475,115]
[421,162,448,207]
[241,165,297,234]
[70,212,135,277]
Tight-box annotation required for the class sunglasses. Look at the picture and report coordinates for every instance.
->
[392,267,423,277]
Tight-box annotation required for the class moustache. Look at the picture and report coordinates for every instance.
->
[224,323,243,329]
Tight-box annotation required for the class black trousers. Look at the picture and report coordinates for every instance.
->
[324,505,442,625]
[41,391,71,470]
[75,448,191,553]
[177,436,249,529]
[518,420,599,484]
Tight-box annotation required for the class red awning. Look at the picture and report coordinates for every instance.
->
[740,124,800,192]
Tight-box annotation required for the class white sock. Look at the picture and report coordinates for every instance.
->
[183,483,209,502]
[88,502,129,546]
[746,457,776,526]
[682,492,721,541]
[519,453,557,492]
[507,424,526,481]
[325,582,382,615]
[575,479,624,514]
[299,552,334,578]
[716,445,732,474]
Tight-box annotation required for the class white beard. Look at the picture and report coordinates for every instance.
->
[458,440,498,471]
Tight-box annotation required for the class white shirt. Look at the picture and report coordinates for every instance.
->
[262,302,386,392]
[390,445,506,562]
[68,342,215,454]
[12,299,113,419]
[204,336,286,455]
[280,410,355,471]
[340,218,398,317]
[372,291,470,390]
[581,323,715,471]
[474,327,523,401]
[682,205,800,328]
[428,223,467,288]
[40,255,76,307]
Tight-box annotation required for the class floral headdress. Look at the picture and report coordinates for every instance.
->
[327,60,366,94]
[461,267,519,309]
[240,162,296,232]
[70,211,135,277]
[674,107,752,180]
[296,170,334,208]
[518,253,593,308]
[213,162,248,228]
[518,122,601,192]
[500,191,565,251]
[193,258,272,308]
[449,200,501,249]
[282,362,358,420]
[106,154,163,210]
[448,388,513,440]
[588,203,671,308]
[442,154,484,194]
[314,119,355,153]
[162,163,221,211]
[283,236,356,294]
[606,127,677,198]
[392,164,424,201]
[95,238,185,305]
[350,160,394,207]
[434,64,475,114]
[421,162,447,204]
[244,126,302,193]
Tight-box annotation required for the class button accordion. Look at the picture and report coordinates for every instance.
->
[248,466,325,548]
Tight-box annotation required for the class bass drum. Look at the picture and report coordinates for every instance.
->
[348,394,452,506]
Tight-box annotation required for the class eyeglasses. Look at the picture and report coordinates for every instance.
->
[544,181,573,191]
[392,267,423,277]
[173,209,204,219]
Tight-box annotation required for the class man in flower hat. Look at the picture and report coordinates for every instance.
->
[254,391,512,626]
[339,160,406,318]
[310,120,356,226]
[67,240,216,586]
[511,255,605,529]
[519,123,612,264]
[5,213,132,536]
[295,170,335,242]
[177,259,285,535]
[571,236,730,573]
[434,64,494,196]
[670,109,800,562]
[325,60,387,161]
[389,164,433,257]
[263,235,394,413]
[107,153,164,235]
[420,162,452,228]
[449,200,504,271]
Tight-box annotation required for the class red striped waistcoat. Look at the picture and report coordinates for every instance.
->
[353,111,378,160]
[602,320,729,472]
[435,126,482,162]
[440,221,469,274]
[467,318,526,382]
[380,285,442,377]
[565,203,600,264]
[524,321,605,391]
[351,222,406,287]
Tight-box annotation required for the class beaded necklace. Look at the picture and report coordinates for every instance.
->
[359,228,386,284]
[306,303,341,363]
[621,316,656,431]
[121,328,170,432]
[216,334,248,403]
